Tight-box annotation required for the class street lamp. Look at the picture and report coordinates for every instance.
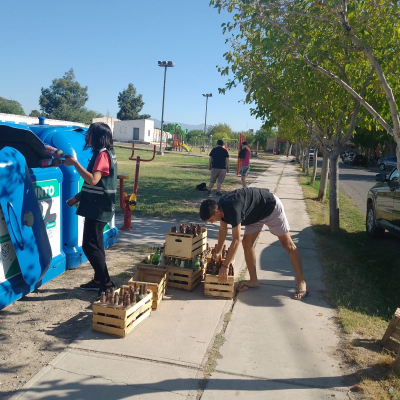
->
[203,93,212,146]
[158,60,175,155]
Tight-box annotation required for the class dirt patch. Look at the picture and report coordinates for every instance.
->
[0,242,145,399]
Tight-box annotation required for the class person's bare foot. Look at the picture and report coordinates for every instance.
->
[237,281,261,292]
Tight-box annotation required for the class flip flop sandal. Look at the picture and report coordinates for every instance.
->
[238,284,261,292]
[293,290,310,300]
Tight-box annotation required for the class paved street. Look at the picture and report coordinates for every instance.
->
[313,158,379,214]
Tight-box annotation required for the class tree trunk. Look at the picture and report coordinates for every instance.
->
[318,152,329,201]
[328,152,340,234]
[305,146,310,176]
[295,142,300,163]
[311,146,318,185]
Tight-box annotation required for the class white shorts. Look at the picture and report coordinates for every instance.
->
[244,195,290,237]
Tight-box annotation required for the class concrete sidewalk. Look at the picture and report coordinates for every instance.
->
[10,157,350,400]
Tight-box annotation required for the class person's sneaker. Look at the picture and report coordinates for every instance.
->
[80,279,101,291]
[97,281,116,298]
[216,192,222,196]
[207,190,212,195]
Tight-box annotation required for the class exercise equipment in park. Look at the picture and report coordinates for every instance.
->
[118,143,156,230]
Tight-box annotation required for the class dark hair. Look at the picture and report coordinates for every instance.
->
[242,141,247,146]
[83,122,114,152]
[217,140,224,146]
[199,199,218,221]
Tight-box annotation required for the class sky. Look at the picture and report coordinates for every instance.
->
[0,0,263,132]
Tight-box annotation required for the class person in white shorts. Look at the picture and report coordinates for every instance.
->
[199,187,308,300]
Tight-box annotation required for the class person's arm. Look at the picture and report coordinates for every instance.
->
[209,156,213,170]
[215,220,228,254]
[63,155,102,186]
[218,224,241,284]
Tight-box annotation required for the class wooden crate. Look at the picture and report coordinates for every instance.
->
[165,228,207,259]
[167,266,203,291]
[382,308,400,357]
[92,288,153,338]
[204,275,235,299]
[128,267,167,310]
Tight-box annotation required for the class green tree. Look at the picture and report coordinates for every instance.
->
[39,69,88,115]
[254,128,276,149]
[29,110,42,117]
[208,123,232,145]
[117,83,150,120]
[211,0,400,175]
[0,97,25,115]
[163,123,175,133]
[187,129,205,146]
[50,105,103,125]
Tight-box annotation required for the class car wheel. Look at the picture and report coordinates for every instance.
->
[366,203,385,239]
[379,163,386,171]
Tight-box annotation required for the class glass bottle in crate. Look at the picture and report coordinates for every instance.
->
[194,255,201,270]
[158,248,165,266]
[151,248,160,265]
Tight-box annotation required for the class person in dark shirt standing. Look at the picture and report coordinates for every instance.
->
[208,139,230,196]
[199,187,308,300]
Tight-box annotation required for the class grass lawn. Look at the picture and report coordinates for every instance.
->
[299,171,400,399]
[114,145,269,219]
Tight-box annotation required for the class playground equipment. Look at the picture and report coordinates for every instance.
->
[165,138,193,152]
[0,119,118,309]
[118,143,156,230]
[180,143,193,152]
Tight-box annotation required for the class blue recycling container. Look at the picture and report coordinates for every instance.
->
[0,123,65,309]
[0,119,118,309]
[29,118,118,269]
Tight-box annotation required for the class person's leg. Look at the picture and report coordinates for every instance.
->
[263,194,308,299]
[216,169,226,193]
[208,169,217,192]
[277,232,307,298]
[82,218,111,286]
[241,175,247,188]
[237,231,262,291]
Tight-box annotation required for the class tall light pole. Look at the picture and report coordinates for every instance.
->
[203,93,212,147]
[158,61,175,155]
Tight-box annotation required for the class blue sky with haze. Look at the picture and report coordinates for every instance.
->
[0,0,263,132]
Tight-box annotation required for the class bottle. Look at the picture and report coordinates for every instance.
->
[100,292,106,303]
[66,192,82,208]
[180,260,185,268]
[125,294,131,307]
[114,293,119,305]
[151,248,160,265]
[138,285,144,302]
[143,283,148,298]
[44,145,64,158]
[39,158,63,168]
[120,286,125,299]
[158,248,165,266]
[175,258,180,267]
[105,288,111,302]
[171,226,177,233]
[194,255,201,270]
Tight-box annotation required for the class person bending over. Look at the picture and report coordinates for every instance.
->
[199,187,308,299]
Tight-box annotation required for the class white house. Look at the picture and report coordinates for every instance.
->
[113,119,154,142]
[92,117,119,136]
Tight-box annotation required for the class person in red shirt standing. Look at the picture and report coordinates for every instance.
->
[240,141,251,188]
[63,122,118,296]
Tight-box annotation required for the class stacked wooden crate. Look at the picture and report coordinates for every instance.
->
[128,266,167,310]
[163,228,207,291]
[92,287,153,338]
[204,258,235,299]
